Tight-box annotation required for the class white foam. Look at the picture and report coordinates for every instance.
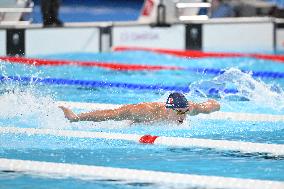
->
[0,90,69,129]
[215,68,284,111]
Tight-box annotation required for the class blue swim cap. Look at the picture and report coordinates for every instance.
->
[165,92,189,109]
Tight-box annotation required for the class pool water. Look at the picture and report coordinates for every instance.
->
[0,50,284,188]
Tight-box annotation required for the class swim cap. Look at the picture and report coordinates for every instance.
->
[165,92,189,109]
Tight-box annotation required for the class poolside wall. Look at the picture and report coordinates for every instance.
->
[0,18,283,56]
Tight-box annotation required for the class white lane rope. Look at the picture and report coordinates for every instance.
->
[57,101,284,122]
[0,158,283,189]
[1,127,284,156]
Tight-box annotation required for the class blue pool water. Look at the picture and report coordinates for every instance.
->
[0,51,284,188]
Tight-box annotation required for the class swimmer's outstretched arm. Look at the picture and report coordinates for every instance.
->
[59,105,131,122]
[59,106,79,122]
[188,99,220,116]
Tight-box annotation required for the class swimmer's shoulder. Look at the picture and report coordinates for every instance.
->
[136,102,164,109]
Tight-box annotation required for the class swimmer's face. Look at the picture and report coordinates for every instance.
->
[171,108,189,124]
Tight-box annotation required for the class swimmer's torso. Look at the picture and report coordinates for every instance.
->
[120,102,185,123]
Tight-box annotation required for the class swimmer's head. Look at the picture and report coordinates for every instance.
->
[165,92,189,124]
[165,92,189,109]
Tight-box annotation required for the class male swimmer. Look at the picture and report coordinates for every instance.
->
[59,92,220,124]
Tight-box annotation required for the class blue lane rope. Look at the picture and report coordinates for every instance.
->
[0,75,238,95]
[186,67,284,79]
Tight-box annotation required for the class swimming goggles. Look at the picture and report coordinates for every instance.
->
[173,108,189,115]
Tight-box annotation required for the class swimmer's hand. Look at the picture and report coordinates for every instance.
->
[207,99,220,112]
[59,106,79,122]
[188,99,220,116]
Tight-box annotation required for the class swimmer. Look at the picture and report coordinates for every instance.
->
[59,92,220,124]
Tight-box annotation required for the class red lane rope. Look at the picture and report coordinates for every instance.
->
[114,46,284,63]
[0,56,181,71]
[251,53,284,63]
[114,46,241,58]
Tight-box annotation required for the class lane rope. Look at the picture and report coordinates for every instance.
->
[58,101,284,122]
[0,158,283,189]
[1,56,284,79]
[1,126,284,156]
[0,75,238,95]
[0,75,191,93]
[0,56,180,71]
[114,46,284,63]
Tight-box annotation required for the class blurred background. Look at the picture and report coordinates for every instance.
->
[1,0,283,25]
[31,0,145,23]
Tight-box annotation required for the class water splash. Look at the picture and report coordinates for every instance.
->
[189,68,284,111]
[0,60,71,129]
[0,87,70,129]
[218,68,284,110]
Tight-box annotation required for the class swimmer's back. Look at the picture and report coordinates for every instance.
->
[119,102,165,123]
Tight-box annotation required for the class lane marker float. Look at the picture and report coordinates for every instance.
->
[114,46,284,63]
[1,127,284,156]
[0,75,192,93]
[0,56,180,71]
[0,158,283,189]
[1,56,284,79]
